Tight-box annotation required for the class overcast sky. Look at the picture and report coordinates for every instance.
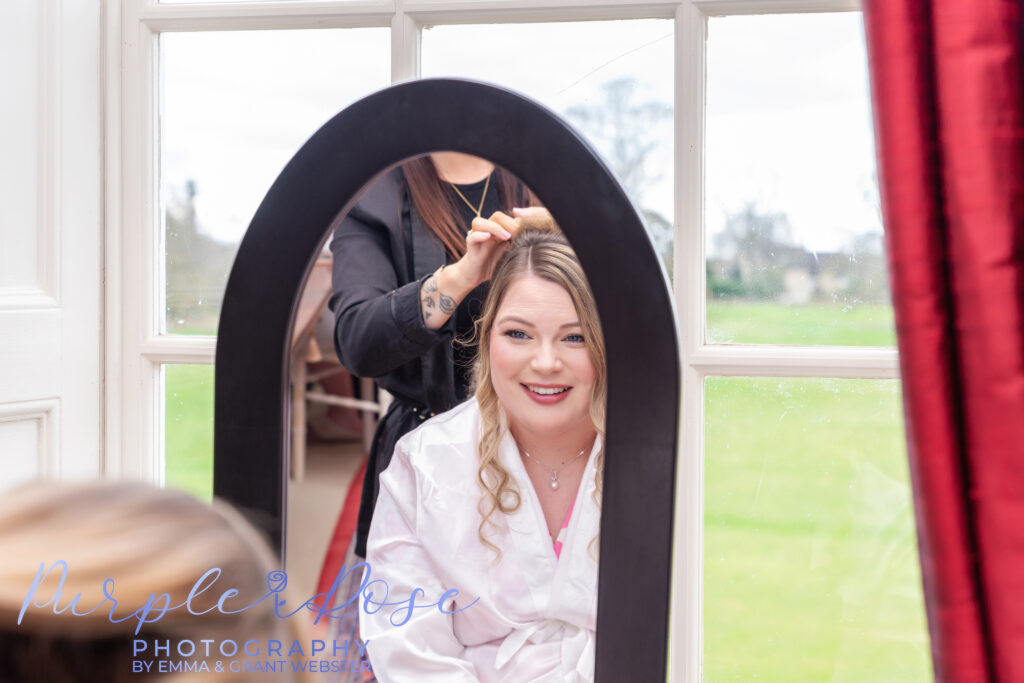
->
[161,12,877,256]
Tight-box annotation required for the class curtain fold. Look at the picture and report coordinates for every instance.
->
[862,1,1024,681]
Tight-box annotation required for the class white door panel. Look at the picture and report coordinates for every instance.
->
[0,0,102,490]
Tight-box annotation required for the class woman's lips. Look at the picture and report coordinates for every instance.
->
[521,383,572,405]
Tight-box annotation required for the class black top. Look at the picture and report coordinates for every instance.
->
[448,174,499,397]
[329,166,505,556]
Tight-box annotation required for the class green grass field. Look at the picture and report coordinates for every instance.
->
[163,301,929,681]
[164,364,215,501]
[705,378,930,682]
[707,301,896,347]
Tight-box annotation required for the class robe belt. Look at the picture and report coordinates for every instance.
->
[494,619,595,682]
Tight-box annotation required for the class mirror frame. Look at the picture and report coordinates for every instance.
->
[214,78,679,681]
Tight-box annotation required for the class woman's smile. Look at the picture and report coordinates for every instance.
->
[521,382,573,403]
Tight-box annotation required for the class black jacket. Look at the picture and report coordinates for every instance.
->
[329,167,493,556]
[329,167,466,412]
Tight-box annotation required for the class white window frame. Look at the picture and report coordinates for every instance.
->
[106,1,895,681]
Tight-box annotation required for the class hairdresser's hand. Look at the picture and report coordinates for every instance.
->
[420,211,516,331]
[453,211,520,289]
[512,206,551,220]
[513,206,561,235]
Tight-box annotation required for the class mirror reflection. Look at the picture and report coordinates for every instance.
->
[286,153,604,681]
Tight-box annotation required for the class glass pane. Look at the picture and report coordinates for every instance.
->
[423,20,674,277]
[164,364,214,500]
[161,28,390,334]
[704,377,932,682]
[705,13,895,346]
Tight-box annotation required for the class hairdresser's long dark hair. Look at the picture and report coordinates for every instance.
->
[400,156,540,259]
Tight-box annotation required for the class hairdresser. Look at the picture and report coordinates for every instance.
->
[329,152,541,558]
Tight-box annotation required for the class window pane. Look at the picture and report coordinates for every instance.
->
[423,20,674,277]
[161,28,390,334]
[164,364,214,500]
[704,378,931,682]
[705,13,894,346]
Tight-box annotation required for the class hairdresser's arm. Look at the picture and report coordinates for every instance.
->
[330,202,453,378]
[419,211,519,331]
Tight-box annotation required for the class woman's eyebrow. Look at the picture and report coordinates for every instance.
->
[496,316,581,329]
[496,315,535,327]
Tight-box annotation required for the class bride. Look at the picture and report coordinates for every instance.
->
[360,227,604,682]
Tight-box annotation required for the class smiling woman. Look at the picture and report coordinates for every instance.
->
[360,228,605,681]
[476,229,605,544]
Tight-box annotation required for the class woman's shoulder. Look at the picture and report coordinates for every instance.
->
[391,399,482,477]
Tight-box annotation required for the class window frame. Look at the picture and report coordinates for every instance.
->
[107,1,894,681]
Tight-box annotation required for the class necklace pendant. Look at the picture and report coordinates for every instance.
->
[550,474,559,491]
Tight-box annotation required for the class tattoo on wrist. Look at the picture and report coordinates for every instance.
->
[424,310,432,319]
[422,296,435,309]
[424,275,439,293]
[439,292,456,315]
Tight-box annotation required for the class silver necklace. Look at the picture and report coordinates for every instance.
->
[522,448,587,491]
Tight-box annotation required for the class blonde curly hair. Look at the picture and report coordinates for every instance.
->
[468,228,606,557]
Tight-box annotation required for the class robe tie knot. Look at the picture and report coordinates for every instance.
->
[494,619,594,681]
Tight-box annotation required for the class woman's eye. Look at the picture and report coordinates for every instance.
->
[504,329,529,340]
[564,334,585,344]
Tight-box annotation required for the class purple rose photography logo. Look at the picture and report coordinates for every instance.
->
[17,559,479,676]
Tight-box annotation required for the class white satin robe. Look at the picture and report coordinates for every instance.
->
[359,398,600,683]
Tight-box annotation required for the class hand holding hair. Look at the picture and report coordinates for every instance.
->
[419,208,559,330]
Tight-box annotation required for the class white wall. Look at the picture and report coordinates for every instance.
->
[0,0,103,486]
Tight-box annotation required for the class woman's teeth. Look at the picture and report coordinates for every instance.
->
[526,385,569,395]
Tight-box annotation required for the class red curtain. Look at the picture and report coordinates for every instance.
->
[863,1,1024,681]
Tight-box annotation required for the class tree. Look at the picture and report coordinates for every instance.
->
[712,203,796,299]
[165,180,238,333]
[565,78,673,274]
[843,172,890,304]
[566,78,671,204]
[843,231,890,304]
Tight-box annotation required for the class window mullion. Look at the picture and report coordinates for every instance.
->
[692,0,858,16]
[138,1,395,32]
[404,1,677,25]
[691,345,900,379]
[116,0,163,484]
[672,2,706,682]
[140,336,217,365]
[392,7,421,82]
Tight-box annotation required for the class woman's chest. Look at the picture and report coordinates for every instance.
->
[521,461,586,539]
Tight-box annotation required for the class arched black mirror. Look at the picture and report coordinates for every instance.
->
[214,78,679,681]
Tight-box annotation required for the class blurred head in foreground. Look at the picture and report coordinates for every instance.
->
[0,480,308,682]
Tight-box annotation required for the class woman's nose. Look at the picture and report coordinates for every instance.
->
[530,342,562,372]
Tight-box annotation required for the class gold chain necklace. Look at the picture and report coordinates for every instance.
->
[448,171,492,218]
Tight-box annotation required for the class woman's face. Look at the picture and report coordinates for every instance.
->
[488,274,597,439]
